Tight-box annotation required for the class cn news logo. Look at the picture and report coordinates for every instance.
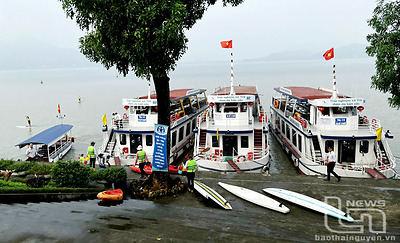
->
[324,196,386,234]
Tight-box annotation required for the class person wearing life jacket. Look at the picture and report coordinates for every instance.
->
[87,141,97,168]
[135,145,149,178]
[184,155,198,192]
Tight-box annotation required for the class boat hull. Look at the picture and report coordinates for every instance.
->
[196,153,270,173]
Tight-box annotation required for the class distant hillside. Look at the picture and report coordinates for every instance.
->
[243,44,369,62]
[0,40,98,70]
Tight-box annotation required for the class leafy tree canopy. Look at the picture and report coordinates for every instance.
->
[60,0,244,79]
[366,0,400,109]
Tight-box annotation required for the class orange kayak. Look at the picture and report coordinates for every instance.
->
[129,164,185,175]
[97,189,123,202]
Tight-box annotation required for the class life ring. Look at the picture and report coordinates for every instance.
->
[363,116,368,124]
[274,100,279,108]
[123,113,128,119]
[209,154,218,161]
[170,115,173,123]
[342,164,353,170]
[122,147,128,154]
[237,155,246,162]
[125,154,135,159]
[371,119,377,127]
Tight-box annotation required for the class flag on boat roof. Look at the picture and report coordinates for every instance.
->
[220,40,233,48]
[58,104,61,114]
[323,48,334,60]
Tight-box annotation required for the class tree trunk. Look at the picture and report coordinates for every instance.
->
[152,74,170,185]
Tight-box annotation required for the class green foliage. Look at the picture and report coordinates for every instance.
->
[28,163,53,175]
[366,0,400,109]
[0,179,27,188]
[60,0,244,78]
[0,159,15,170]
[8,161,36,172]
[51,160,94,188]
[91,167,127,184]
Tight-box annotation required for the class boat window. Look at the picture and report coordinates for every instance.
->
[321,107,329,116]
[360,140,369,154]
[292,129,297,147]
[281,121,285,134]
[186,122,191,136]
[277,117,281,130]
[146,135,152,146]
[332,107,347,114]
[212,136,219,147]
[216,103,222,113]
[286,124,290,139]
[241,136,249,148]
[150,106,158,114]
[224,103,238,113]
[325,140,334,153]
[137,106,149,114]
[130,134,142,154]
[240,103,247,112]
[338,140,356,163]
[351,107,357,116]
[171,131,177,147]
[120,134,127,145]
[192,119,197,130]
[298,134,302,152]
[178,127,184,142]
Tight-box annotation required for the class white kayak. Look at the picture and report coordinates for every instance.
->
[218,182,289,213]
[263,188,354,222]
[194,180,232,210]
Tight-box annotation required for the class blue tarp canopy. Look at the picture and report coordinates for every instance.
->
[16,124,73,148]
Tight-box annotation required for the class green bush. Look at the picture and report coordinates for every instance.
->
[0,159,15,170]
[28,163,53,175]
[51,160,94,188]
[9,161,36,172]
[91,167,127,184]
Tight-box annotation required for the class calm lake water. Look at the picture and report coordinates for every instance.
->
[0,58,399,162]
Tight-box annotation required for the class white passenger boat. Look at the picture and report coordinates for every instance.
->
[270,86,398,179]
[194,86,270,172]
[99,88,208,166]
[16,124,74,162]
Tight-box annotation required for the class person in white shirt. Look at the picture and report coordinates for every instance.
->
[26,143,42,161]
[324,147,341,182]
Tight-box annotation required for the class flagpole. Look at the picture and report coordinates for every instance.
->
[230,52,235,95]
[332,59,338,99]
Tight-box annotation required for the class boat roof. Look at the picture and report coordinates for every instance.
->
[16,124,73,148]
[139,89,206,103]
[274,87,344,102]
[212,86,258,96]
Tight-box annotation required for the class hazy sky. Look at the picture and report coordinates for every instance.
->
[0,0,377,63]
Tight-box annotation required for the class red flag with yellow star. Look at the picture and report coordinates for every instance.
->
[323,48,334,60]
[220,40,233,48]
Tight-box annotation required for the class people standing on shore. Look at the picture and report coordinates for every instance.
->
[26,116,31,127]
[324,147,341,182]
[87,142,97,168]
[135,145,149,179]
[184,155,197,192]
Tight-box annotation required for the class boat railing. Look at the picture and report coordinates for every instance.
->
[49,140,72,160]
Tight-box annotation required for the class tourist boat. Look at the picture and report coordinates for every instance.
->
[269,86,398,179]
[99,88,208,166]
[16,124,74,162]
[193,85,270,172]
[97,189,123,202]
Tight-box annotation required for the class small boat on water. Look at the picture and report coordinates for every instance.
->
[99,87,208,166]
[97,189,123,202]
[270,86,398,179]
[193,86,270,172]
[16,124,74,162]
